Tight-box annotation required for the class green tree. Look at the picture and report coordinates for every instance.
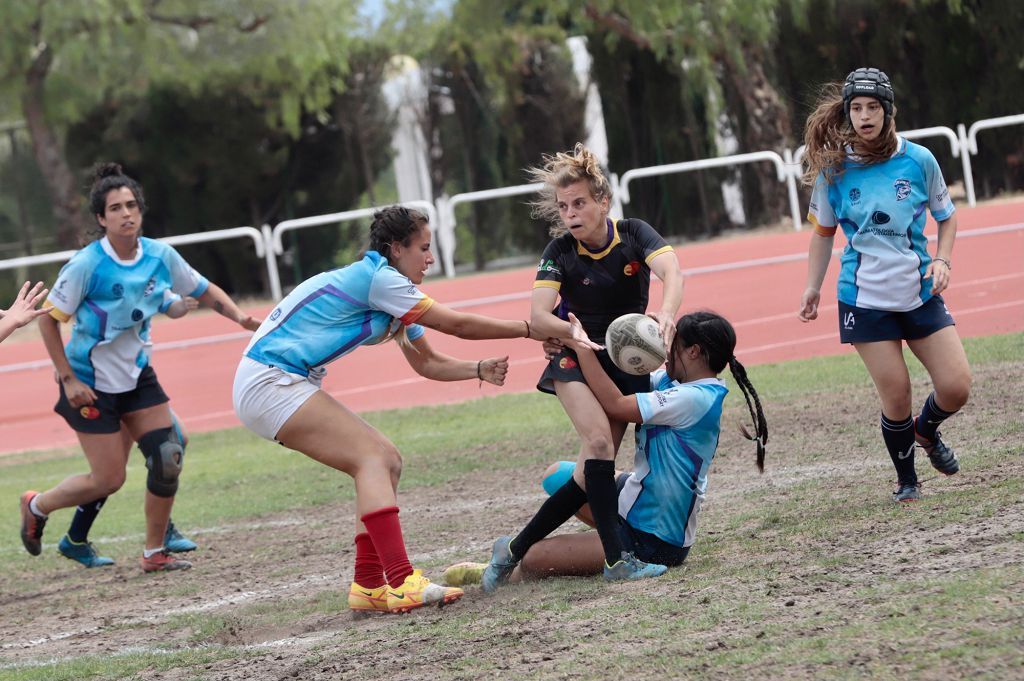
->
[0,0,356,248]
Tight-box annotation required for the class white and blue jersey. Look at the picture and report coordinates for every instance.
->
[244,251,433,377]
[46,236,209,393]
[619,372,728,549]
[808,137,955,311]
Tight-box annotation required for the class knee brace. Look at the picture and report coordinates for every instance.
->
[139,427,184,498]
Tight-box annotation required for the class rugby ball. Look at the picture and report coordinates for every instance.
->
[605,313,666,375]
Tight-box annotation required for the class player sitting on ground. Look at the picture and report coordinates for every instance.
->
[456,311,767,586]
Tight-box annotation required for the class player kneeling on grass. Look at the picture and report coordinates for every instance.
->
[461,311,767,588]
[233,206,548,616]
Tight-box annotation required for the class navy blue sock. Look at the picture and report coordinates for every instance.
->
[510,477,587,560]
[67,497,107,543]
[584,459,625,565]
[916,392,957,442]
[881,414,917,486]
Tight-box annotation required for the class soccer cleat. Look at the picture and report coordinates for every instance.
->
[914,422,959,476]
[387,569,463,613]
[140,550,193,573]
[164,520,198,553]
[348,582,390,615]
[893,482,922,503]
[442,562,487,587]
[19,491,47,556]
[481,535,519,594]
[58,535,115,568]
[603,551,668,582]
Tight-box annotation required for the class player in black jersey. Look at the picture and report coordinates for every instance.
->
[483,143,683,591]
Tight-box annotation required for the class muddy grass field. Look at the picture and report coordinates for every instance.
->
[1,338,1022,680]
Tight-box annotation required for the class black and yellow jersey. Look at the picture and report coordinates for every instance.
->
[534,218,672,342]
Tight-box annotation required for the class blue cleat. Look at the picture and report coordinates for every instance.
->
[164,520,198,553]
[58,535,115,568]
[603,551,667,582]
[481,535,519,594]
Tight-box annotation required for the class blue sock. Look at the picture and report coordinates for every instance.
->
[916,392,957,442]
[67,497,107,543]
[881,414,917,486]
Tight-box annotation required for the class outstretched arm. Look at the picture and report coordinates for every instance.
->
[648,251,684,349]
[416,301,541,342]
[196,283,262,331]
[0,281,49,343]
[565,314,642,423]
[529,287,602,350]
[399,335,509,385]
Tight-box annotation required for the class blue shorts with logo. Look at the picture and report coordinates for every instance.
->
[838,295,955,344]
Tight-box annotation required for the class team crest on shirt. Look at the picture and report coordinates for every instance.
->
[894,179,912,201]
[111,283,124,298]
[131,309,143,321]
[848,188,861,203]
[623,261,640,276]
[558,357,577,370]
[269,308,282,321]
[537,259,560,274]
[143,277,156,297]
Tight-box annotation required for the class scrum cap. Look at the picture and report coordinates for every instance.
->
[842,67,894,121]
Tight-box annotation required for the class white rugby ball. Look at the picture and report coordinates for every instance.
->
[604,313,666,375]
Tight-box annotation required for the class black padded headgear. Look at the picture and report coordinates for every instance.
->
[843,68,894,123]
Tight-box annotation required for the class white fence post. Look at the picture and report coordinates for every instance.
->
[957,124,977,207]
[782,148,803,230]
[261,224,282,301]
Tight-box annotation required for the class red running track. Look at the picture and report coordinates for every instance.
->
[1,201,1021,455]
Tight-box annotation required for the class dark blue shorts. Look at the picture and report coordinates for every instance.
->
[838,295,955,344]
[617,517,690,567]
[538,347,650,396]
[54,365,169,434]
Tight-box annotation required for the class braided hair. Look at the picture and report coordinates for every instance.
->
[368,205,429,261]
[674,311,769,471]
[366,205,429,348]
[88,163,146,238]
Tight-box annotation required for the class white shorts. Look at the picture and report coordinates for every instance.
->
[233,356,321,442]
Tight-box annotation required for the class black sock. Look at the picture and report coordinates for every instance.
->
[510,477,587,559]
[881,413,917,486]
[67,497,107,543]
[916,392,957,442]
[584,459,625,565]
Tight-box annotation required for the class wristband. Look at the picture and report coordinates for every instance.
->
[934,257,951,270]
[523,320,531,338]
[476,360,483,380]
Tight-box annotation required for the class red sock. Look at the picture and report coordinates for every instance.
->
[360,506,414,587]
[352,532,386,588]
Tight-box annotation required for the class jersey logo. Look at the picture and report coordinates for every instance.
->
[894,178,911,201]
[112,283,124,298]
[843,311,855,330]
[143,277,156,297]
[80,406,100,420]
[558,356,577,370]
[848,188,861,203]
[537,258,560,275]
[623,260,640,276]
[870,211,891,225]
[269,308,282,321]
[131,309,144,322]
[936,186,949,203]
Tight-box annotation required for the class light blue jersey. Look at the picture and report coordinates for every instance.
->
[244,251,433,377]
[619,372,728,548]
[46,237,209,392]
[808,137,955,311]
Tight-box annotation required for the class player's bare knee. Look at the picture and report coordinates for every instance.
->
[93,470,126,496]
[138,426,184,498]
[582,433,614,460]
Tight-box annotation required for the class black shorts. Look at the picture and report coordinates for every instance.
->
[538,347,650,396]
[54,365,169,434]
[838,295,955,344]
[617,517,690,567]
